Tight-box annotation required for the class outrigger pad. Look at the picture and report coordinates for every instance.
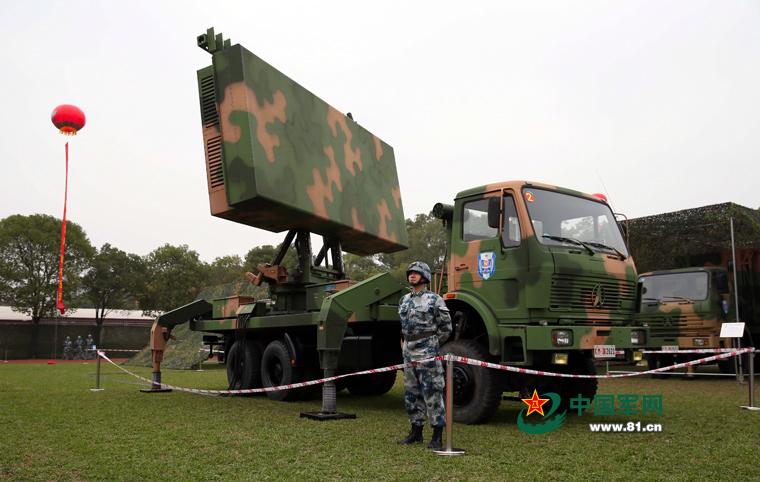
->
[300,411,356,421]
[140,388,173,393]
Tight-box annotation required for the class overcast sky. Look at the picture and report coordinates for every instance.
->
[2,1,758,262]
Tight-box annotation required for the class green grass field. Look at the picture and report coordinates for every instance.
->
[1,360,758,481]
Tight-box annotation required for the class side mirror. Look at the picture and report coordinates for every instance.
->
[487,197,501,229]
[713,271,729,294]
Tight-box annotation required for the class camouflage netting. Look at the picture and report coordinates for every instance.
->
[629,202,760,273]
[125,281,268,369]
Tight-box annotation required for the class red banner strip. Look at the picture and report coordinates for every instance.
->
[56,142,69,314]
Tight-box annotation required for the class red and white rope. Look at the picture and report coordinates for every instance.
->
[641,348,745,354]
[97,351,442,396]
[446,348,755,379]
[97,347,755,395]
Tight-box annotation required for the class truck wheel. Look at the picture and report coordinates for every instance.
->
[719,335,755,374]
[440,339,502,424]
[226,340,263,391]
[261,339,303,401]
[346,371,398,396]
[559,354,598,412]
[531,353,598,413]
[646,354,667,379]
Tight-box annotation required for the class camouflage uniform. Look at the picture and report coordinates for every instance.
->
[86,334,95,359]
[63,337,72,360]
[399,265,452,429]
[75,336,85,360]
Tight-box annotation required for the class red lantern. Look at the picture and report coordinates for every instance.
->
[51,104,86,135]
[591,193,608,203]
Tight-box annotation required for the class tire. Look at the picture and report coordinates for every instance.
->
[646,353,667,379]
[558,354,598,412]
[719,335,755,374]
[346,371,398,396]
[530,352,598,413]
[718,358,737,374]
[226,340,263,391]
[261,339,304,401]
[440,339,503,424]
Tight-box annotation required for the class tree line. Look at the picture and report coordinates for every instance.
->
[0,213,446,348]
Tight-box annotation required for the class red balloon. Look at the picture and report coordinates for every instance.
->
[51,104,86,135]
[591,193,608,202]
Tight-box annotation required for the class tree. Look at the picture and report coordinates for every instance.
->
[244,245,297,275]
[204,255,245,286]
[343,253,385,281]
[81,243,145,345]
[140,244,205,315]
[379,213,447,281]
[0,214,94,357]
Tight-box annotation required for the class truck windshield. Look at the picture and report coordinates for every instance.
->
[640,272,709,302]
[522,188,629,257]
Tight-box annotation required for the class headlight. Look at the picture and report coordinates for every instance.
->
[552,329,573,347]
[631,330,646,345]
[552,352,569,365]
[693,338,707,347]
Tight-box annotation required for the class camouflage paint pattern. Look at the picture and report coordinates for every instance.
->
[440,181,644,361]
[196,29,407,256]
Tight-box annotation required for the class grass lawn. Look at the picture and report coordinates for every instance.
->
[1,360,758,481]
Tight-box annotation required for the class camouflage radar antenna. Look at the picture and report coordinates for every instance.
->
[195,28,407,268]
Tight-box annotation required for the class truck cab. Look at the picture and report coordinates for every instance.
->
[433,181,646,423]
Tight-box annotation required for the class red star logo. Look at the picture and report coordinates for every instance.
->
[521,389,550,416]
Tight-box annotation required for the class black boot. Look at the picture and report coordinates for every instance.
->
[399,424,423,444]
[427,426,443,450]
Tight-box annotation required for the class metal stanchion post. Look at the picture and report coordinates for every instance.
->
[741,348,759,411]
[90,351,104,392]
[435,355,465,456]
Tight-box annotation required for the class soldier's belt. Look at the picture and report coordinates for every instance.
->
[403,331,437,342]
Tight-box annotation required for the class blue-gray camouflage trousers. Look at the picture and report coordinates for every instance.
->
[403,341,445,428]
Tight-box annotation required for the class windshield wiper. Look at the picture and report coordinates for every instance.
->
[584,241,627,260]
[542,235,595,256]
[660,295,694,303]
[641,297,663,304]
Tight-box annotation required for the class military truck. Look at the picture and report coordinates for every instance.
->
[638,267,735,372]
[629,203,760,374]
[638,265,757,374]
[145,28,647,424]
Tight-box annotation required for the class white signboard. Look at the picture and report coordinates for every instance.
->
[720,322,745,338]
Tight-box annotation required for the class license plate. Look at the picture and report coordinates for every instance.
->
[593,345,616,359]
[662,345,680,352]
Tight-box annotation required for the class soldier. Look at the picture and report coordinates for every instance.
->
[75,335,85,360]
[63,336,72,360]
[86,334,95,359]
[398,261,452,450]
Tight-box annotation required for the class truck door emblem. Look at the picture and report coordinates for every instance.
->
[477,251,496,280]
